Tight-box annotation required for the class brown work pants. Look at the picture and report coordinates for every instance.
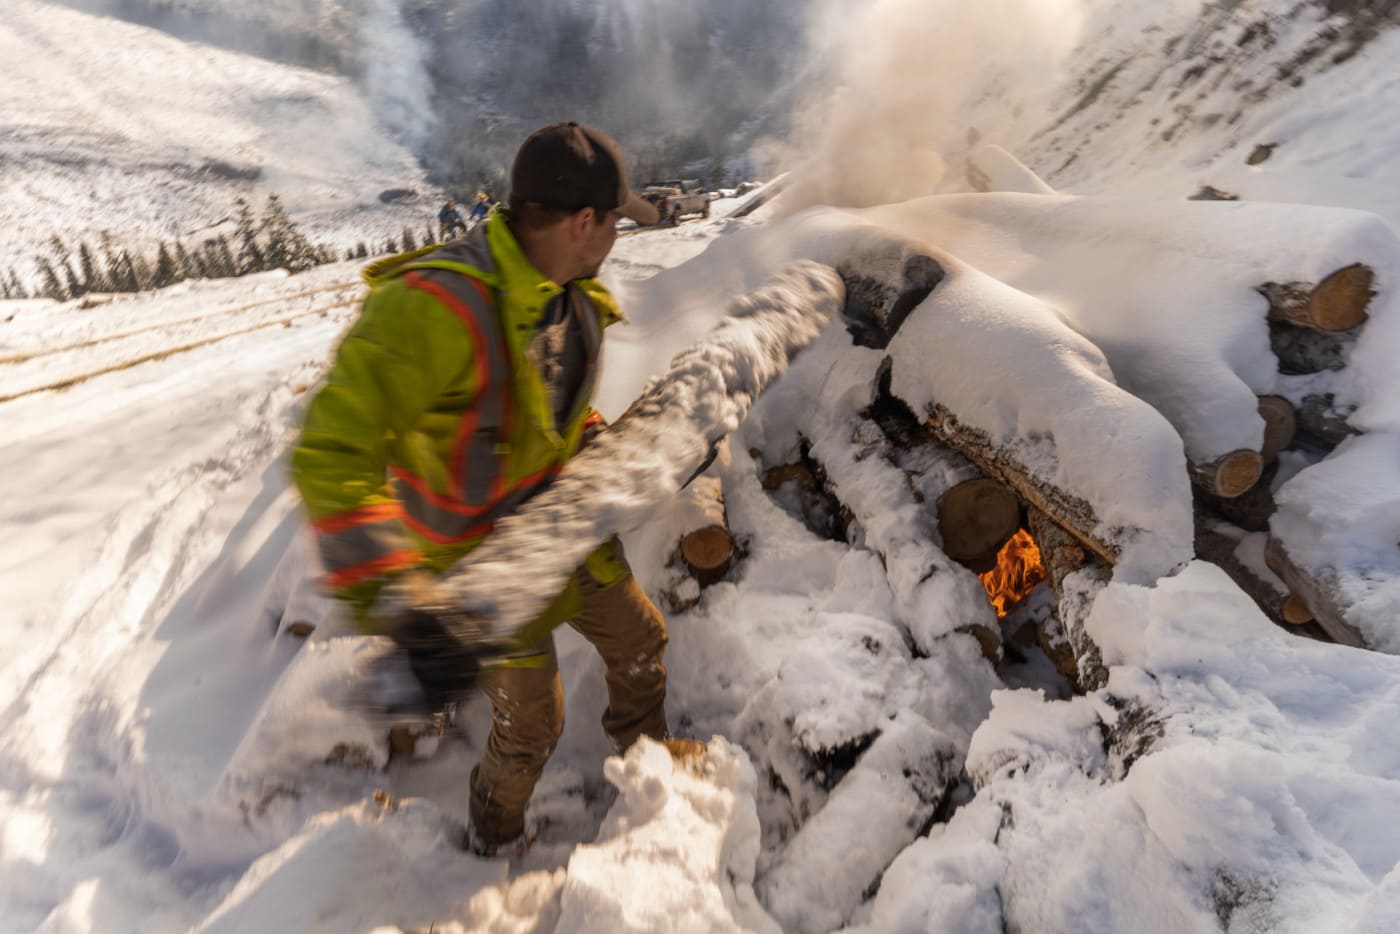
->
[468,567,669,846]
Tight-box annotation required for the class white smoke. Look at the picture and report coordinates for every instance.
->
[359,0,437,152]
[777,0,1089,211]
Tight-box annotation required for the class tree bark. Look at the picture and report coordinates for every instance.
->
[1296,393,1359,447]
[1026,507,1109,691]
[1265,536,1365,647]
[1270,323,1355,374]
[926,404,1120,567]
[1259,263,1374,332]
[1188,449,1264,499]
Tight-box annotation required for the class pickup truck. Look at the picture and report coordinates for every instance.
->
[640,179,710,225]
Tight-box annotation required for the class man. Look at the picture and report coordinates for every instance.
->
[293,123,690,856]
[468,191,491,224]
[438,197,467,239]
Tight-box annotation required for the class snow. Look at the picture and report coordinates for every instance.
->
[0,0,433,279]
[6,0,1400,931]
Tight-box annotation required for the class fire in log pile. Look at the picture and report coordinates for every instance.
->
[978,529,1047,617]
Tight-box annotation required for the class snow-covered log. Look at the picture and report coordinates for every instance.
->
[1258,263,1374,332]
[927,404,1118,568]
[759,712,959,934]
[862,195,1400,503]
[1268,434,1400,652]
[805,414,999,654]
[866,394,1021,571]
[1026,507,1108,691]
[438,262,845,640]
[865,239,1194,585]
[1194,514,1293,628]
[965,143,1056,195]
[1264,537,1361,647]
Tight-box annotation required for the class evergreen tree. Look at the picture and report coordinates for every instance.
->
[48,236,81,298]
[384,237,400,255]
[355,241,369,259]
[401,226,418,252]
[260,194,319,273]
[174,242,198,281]
[152,243,179,288]
[65,264,84,300]
[423,224,437,248]
[78,242,105,294]
[134,253,154,290]
[36,256,67,300]
[215,236,238,279]
[1,269,20,299]
[233,197,265,274]
[345,247,356,261]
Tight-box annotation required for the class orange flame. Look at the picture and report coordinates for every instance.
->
[978,529,1047,618]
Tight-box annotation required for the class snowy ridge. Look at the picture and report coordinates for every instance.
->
[0,0,432,276]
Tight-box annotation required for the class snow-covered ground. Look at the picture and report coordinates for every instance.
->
[5,0,1400,932]
[0,0,434,283]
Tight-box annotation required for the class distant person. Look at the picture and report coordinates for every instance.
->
[439,198,467,239]
[469,192,490,224]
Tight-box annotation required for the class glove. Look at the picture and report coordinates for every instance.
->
[372,570,499,709]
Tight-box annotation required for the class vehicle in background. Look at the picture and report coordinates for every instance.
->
[640,179,710,225]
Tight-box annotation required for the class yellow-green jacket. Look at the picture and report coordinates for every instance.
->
[292,213,626,634]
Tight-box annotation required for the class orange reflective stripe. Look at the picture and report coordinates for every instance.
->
[311,502,404,534]
[322,549,421,589]
[403,270,510,505]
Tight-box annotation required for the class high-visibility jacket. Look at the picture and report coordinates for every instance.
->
[292,213,627,631]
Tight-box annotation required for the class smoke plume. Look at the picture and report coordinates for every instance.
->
[777,0,1088,212]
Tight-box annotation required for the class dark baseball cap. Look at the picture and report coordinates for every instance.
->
[510,122,660,226]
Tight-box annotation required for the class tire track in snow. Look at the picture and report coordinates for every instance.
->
[0,281,361,365]
[0,298,357,404]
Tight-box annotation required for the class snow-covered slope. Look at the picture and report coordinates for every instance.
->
[0,0,433,281]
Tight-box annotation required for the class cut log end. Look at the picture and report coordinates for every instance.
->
[1282,594,1314,625]
[1191,449,1264,499]
[936,477,1020,564]
[681,525,736,573]
[1262,263,1374,333]
[1256,395,1297,463]
[1310,264,1375,332]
